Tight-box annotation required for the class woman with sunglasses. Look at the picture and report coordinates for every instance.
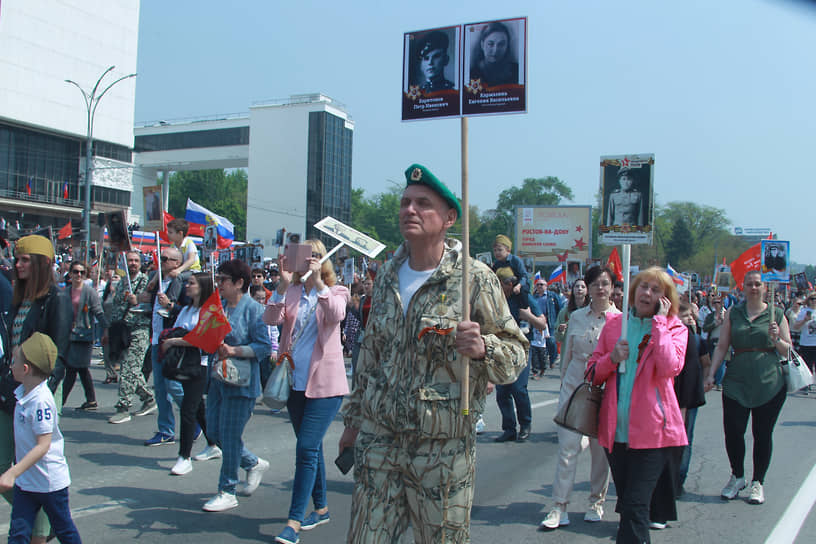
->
[201,259,271,513]
[4,235,71,543]
[587,267,688,543]
[705,270,791,505]
[159,273,220,476]
[62,260,108,410]
[264,239,350,544]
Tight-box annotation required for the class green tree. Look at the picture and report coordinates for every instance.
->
[664,216,694,265]
[166,169,248,240]
[495,177,574,219]
[349,186,403,252]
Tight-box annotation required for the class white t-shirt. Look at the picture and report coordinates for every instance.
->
[797,307,816,347]
[398,260,436,317]
[14,382,70,493]
[152,277,173,344]
[173,305,208,365]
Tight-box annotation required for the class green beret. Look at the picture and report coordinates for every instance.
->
[404,164,462,219]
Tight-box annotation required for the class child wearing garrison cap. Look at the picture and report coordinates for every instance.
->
[491,234,530,297]
[1,333,81,543]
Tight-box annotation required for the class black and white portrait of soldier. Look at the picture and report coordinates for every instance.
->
[764,243,787,274]
[604,166,647,227]
[412,30,455,92]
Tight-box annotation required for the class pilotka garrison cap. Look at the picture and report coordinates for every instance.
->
[404,164,462,219]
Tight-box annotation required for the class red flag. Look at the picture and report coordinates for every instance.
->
[183,289,232,354]
[730,243,761,290]
[58,220,72,240]
[159,211,174,244]
[150,249,159,270]
[62,182,69,199]
[607,247,623,282]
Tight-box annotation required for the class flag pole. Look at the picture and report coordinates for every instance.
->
[619,244,631,374]
[155,231,163,290]
[121,251,133,293]
[461,115,471,417]
[301,242,346,282]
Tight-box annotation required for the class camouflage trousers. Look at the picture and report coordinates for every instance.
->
[115,327,153,410]
[348,428,475,544]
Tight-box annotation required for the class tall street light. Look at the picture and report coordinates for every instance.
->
[66,65,137,263]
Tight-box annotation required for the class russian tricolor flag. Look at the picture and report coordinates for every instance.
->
[666,263,685,286]
[549,264,566,284]
[185,198,234,249]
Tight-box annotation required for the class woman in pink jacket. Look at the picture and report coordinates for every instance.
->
[588,267,688,544]
[264,239,350,544]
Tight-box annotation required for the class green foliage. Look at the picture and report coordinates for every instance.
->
[496,177,574,218]
[664,217,694,265]
[350,186,403,251]
[166,169,248,240]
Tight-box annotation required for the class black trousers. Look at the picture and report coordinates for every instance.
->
[722,385,786,484]
[606,443,673,544]
[62,367,96,404]
[178,370,211,459]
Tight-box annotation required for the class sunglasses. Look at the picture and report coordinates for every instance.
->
[160,256,178,262]
[72,269,86,275]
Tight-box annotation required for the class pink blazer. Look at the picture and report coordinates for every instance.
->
[264,284,350,399]
[588,313,688,451]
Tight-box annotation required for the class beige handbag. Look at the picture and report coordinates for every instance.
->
[553,365,603,438]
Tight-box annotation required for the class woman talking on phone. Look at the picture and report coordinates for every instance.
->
[587,267,688,544]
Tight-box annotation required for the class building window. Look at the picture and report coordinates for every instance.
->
[134,127,250,152]
[306,112,352,243]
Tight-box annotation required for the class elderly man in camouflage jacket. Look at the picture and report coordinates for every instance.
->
[339,164,528,543]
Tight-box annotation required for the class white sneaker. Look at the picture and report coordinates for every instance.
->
[237,458,269,496]
[202,491,238,512]
[748,480,765,504]
[193,445,222,461]
[649,521,667,530]
[171,456,192,475]
[584,503,603,522]
[721,475,746,500]
[539,507,569,530]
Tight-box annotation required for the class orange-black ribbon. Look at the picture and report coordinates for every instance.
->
[277,352,295,370]
[417,325,454,340]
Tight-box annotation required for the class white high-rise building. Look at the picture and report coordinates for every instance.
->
[133,94,354,254]
[0,0,139,242]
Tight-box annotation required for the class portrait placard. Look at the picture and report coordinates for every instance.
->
[462,17,527,116]
[402,25,461,121]
[143,185,162,228]
[760,240,790,283]
[599,154,655,245]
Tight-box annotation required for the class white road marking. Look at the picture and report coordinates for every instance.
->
[531,399,558,410]
[72,499,136,519]
[764,462,816,544]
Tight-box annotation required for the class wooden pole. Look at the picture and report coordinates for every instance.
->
[769,282,775,322]
[619,244,631,374]
[461,116,470,416]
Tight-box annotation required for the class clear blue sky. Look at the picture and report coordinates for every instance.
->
[135,0,816,266]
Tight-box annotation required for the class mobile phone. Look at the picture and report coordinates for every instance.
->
[334,447,354,475]
[655,301,661,315]
[283,243,313,274]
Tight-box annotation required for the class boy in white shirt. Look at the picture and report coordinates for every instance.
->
[0,333,81,543]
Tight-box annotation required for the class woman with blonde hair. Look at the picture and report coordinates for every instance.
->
[264,239,350,544]
[588,267,688,543]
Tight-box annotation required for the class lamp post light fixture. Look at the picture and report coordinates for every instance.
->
[65,65,137,263]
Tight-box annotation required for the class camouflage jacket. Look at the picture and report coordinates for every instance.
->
[343,238,528,439]
[110,271,151,329]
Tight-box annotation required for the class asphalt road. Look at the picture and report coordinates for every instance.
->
[0,359,814,544]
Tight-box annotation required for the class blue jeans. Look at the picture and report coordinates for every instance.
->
[152,344,184,436]
[495,363,532,433]
[9,486,81,544]
[206,380,258,494]
[678,407,698,486]
[286,390,343,522]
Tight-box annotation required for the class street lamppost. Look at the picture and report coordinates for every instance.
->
[65,65,137,263]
